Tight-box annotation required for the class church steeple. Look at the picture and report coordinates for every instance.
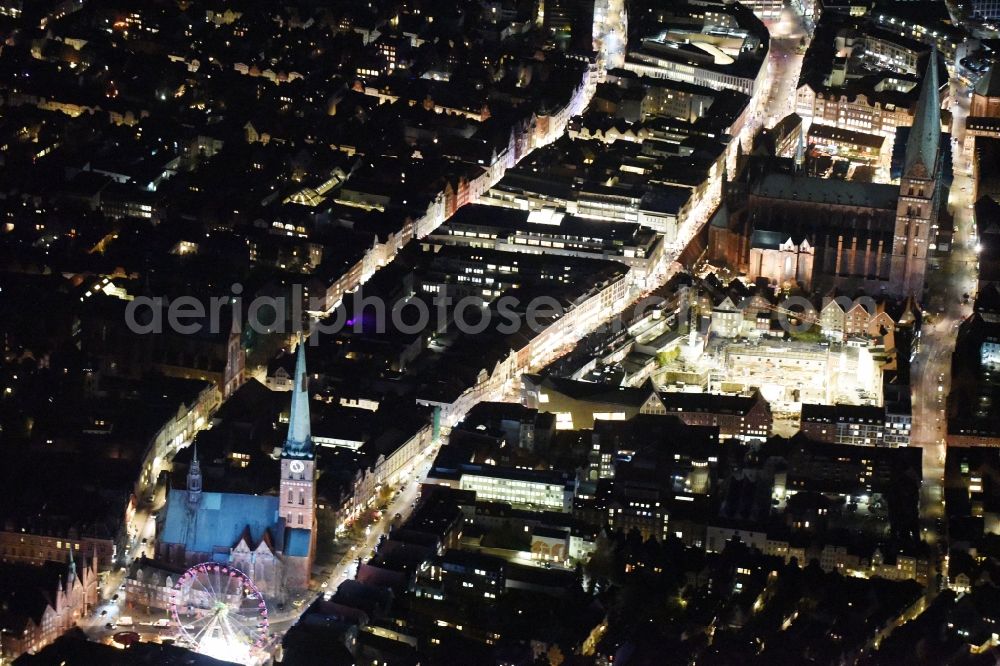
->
[283,336,313,459]
[278,335,317,589]
[67,545,76,585]
[794,125,805,174]
[891,48,942,297]
[187,443,202,506]
[903,49,941,178]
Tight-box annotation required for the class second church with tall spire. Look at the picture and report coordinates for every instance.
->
[707,51,946,297]
[891,47,944,297]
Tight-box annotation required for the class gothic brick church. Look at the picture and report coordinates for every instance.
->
[157,339,317,598]
[709,52,945,297]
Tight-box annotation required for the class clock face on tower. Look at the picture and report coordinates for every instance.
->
[289,460,305,474]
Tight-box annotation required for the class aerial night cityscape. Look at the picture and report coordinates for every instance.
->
[3,0,1000,664]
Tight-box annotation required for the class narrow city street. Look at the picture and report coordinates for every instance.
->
[911,77,980,552]
[78,472,168,645]
[762,9,807,130]
[315,457,436,596]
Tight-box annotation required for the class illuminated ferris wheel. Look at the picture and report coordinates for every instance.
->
[169,563,269,664]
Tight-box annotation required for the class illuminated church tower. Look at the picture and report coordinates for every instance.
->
[186,444,202,507]
[892,51,942,297]
[279,337,316,588]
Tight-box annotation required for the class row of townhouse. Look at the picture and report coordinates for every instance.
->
[316,67,594,312]
[704,524,931,584]
[795,86,916,138]
[709,290,913,343]
[345,422,436,525]
[0,557,100,661]
[4,88,150,126]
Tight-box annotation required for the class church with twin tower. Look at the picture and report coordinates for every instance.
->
[158,338,317,597]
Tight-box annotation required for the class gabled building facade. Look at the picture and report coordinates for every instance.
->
[0,554,99,661]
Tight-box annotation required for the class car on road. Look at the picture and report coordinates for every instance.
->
[100,610,108,616]
[112,594,119,601]
[105,622,115,630]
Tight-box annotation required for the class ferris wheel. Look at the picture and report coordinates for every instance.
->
[169,563,269,664]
